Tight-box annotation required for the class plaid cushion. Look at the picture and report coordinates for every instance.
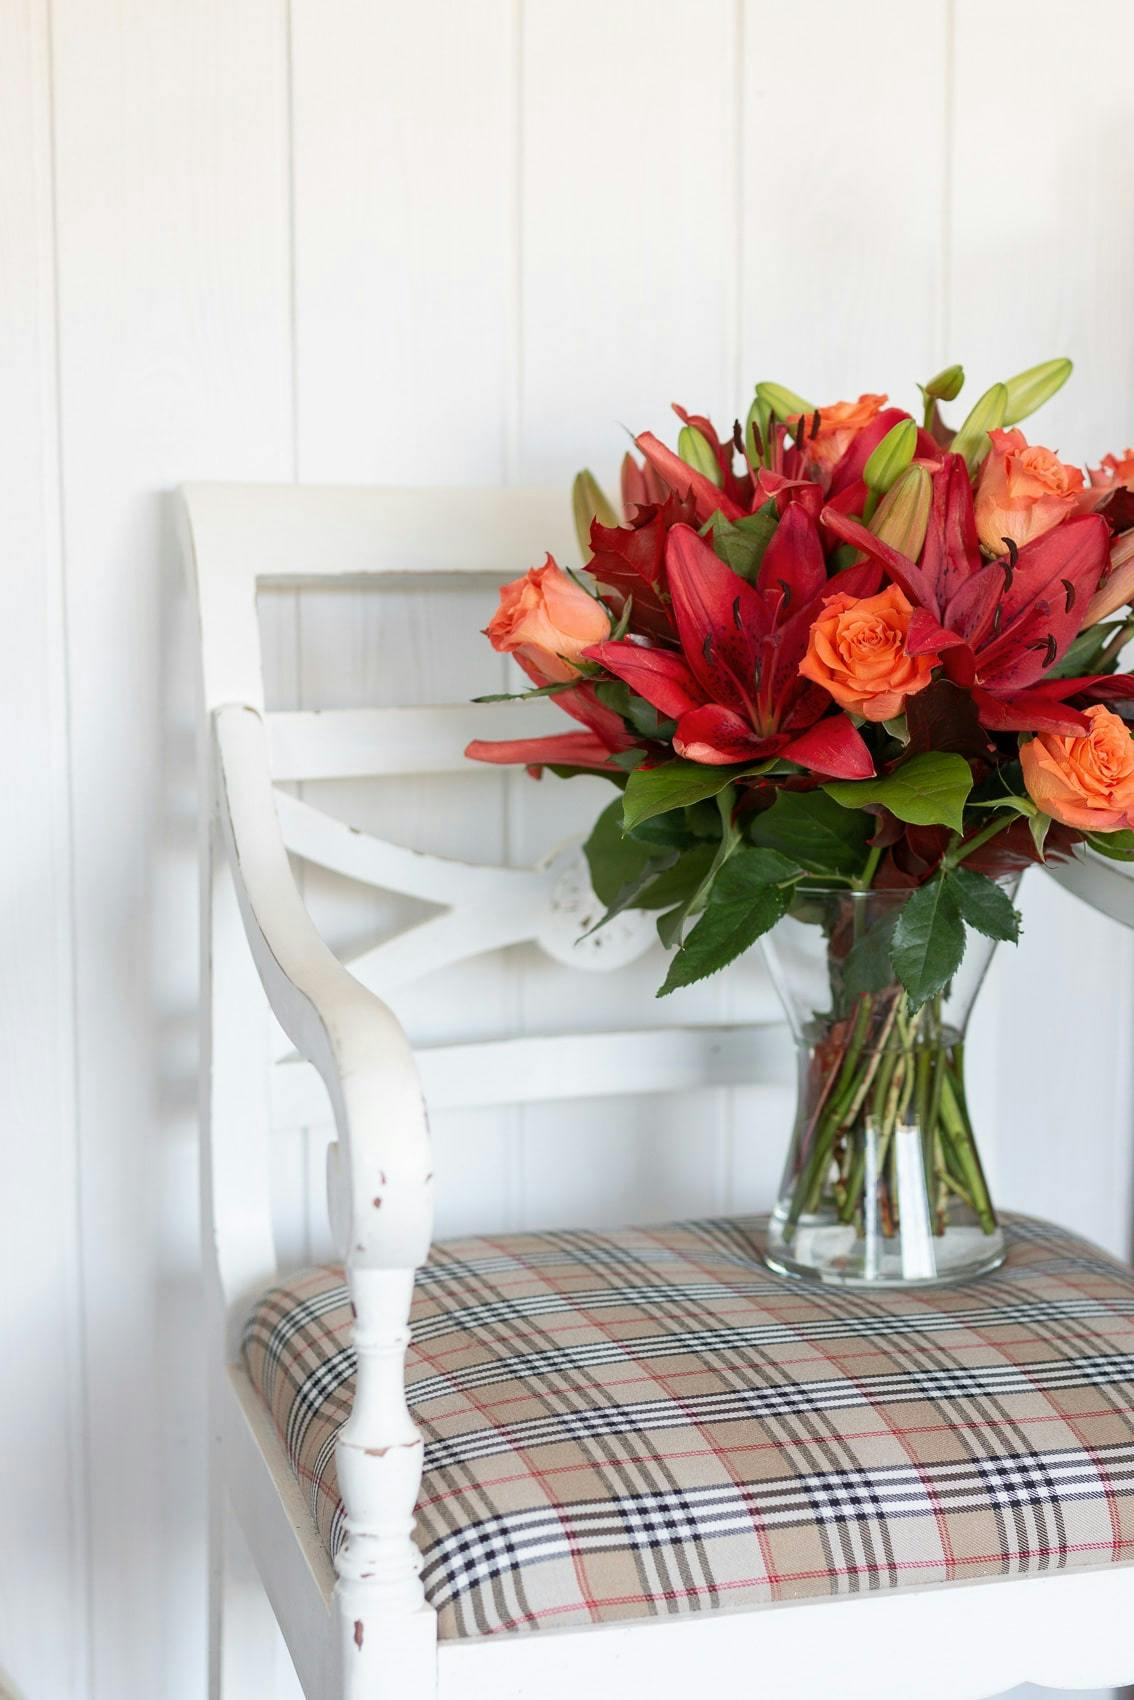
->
[242,1214,1134,1639]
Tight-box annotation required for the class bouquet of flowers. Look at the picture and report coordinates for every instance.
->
[466,360,1134,1281]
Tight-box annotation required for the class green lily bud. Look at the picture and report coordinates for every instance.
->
[745,393,772,463]
[755,381,814,424]
[863,418,918,496]
[571,468,619,560]
[869,464,932,560]
[922,363,965,403]
[677,424,724,487]
[1002,356,1073,426]
[950,382,1008,473]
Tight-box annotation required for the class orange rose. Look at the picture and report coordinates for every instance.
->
[1097,448,1134,493]
[974,427,1085,555]
[798,584,939,722]
[485,556,610,683]
[789,394,888,471]
[1021,704,1134,831]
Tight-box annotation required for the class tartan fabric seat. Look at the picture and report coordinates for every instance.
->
[242,1213,1134,1640]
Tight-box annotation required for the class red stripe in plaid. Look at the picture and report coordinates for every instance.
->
[241,1214,1134,1639]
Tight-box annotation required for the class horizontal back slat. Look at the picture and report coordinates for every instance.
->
[267,704,564,780]
[270,1024,791,1124]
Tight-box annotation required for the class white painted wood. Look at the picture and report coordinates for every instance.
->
[267,705,566,781]
[49,5,295,1697]
[0,6,85,1697]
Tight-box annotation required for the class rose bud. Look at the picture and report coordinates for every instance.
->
[1021,703,1134,831]
[974,427,1086,555]
[798,584,940,722]
[485,556,610,682]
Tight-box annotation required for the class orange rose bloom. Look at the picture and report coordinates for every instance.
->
[789,394,888,471]
[485,556,610,682]
[974,427,1085,555]
[1098,448,1134,493]
[1021,704,1134,831]
[798,584,939,722]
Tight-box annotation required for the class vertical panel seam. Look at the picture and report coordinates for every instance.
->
[43,0,94,1689]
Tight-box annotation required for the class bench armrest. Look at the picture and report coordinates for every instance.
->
[213,701,433,1270]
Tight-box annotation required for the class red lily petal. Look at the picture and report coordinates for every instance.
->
[753,469,824,520]
[673,704,772,765]
[586,640,703,719]
[635,431,744,524]
[465,732,623,770]
[666,524,768,715]
[819,506,940,612]
[781,715,875,779]
[1027,672,1134,703]
[970,688,1090,736]
[970,516,1111,692]
[757,501,826,608]
[922,454,981,611]
[907,609,963,657]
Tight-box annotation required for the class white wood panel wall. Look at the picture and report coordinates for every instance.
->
[3,4,1133,1699]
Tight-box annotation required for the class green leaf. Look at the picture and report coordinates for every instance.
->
[841,913,900,1002]
[658,849,796,996]
[583,800,664,905]
[749,788,872,877]
[967,792,1036,817]
[623,759,769,831]
[635,843,717,910]
[677,425,723,486]
[473,678,578,704]
[1002,357,1073,427]
[950,382,1008,473]
[755,381,814,423]
[947,866,1021,942]
[593,679,676,741]
[1085,829,1134,862]
[702,503,779,583]
[1029,812,1052,860]
[863,418,917,496]
[823,751,974,833]
[571,469,618,560]
[890,874,967,1010]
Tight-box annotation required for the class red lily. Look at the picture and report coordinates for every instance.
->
[586,519,877,779]
[821,453,1112,736]
[464,678,637,773]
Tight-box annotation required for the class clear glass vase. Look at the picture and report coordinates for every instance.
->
[761,884,1012,1288]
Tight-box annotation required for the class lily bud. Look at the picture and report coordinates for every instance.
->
[869,464,932,560]
[745,393,771,463]
[923,363,964,403]
[677,424,724,487]
[863,418,918,496]
[755,381,814,424]
[571,468,619,560]
[1082,529,1134,628]
[951,382,1008,473]
[1002,357,1072,426]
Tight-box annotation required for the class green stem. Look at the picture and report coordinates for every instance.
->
[854,843,883,891]
[945,815,1015,869]
[938,1066,997,1234]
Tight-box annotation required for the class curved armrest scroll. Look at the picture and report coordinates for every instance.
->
[213,702,433,1269]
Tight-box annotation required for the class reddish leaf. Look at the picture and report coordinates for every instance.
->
[905,679,996,761]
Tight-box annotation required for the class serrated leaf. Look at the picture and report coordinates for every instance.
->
[1002,357,1073,427]
[890,874,967,1010]
[658,848,795,996]
[623,759,770,831]
[947,866,1021,942]
[701,503,779,583]
[749,788,872,877]
[841,913,900,1002]
[583,799,667,906]
[950,382,1008,473]
[635,844,717,911]
[823,751,974,833]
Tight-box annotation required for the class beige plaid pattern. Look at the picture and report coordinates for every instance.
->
[243,1214,1134,1639]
